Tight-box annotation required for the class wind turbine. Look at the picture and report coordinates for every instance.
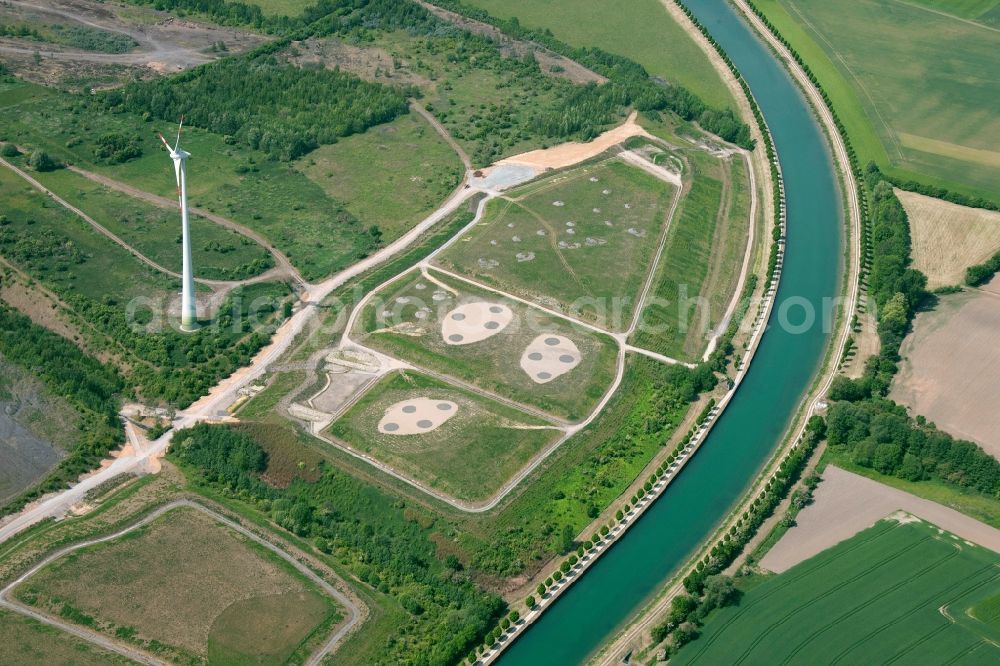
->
[159,118,197,332]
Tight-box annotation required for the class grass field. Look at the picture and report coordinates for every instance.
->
[0,166,176,304]
[357,270,619,421]
[295,112,463,241]
[21,166,274,281]
[0,608,134,666]
[674,518,1000,664]
[753,0,1000,202]
[326,370,560,502]
[13,505,340,665]
[629,150,739,360]
[436,158,676,329]
[462,0,736,110]
[0,78,384,281]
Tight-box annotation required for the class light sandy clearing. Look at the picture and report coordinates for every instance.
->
[891,284,1000,458]
[519,334,581,384]
[495,111,650,172]
[441,301,512,345]
[760,465,1000,573]
[898,188,1000,288]
[378,398,458,435]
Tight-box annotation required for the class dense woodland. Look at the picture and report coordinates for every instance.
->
[172,423,504,664]
[0,301,124,514]
[109,55,412,161]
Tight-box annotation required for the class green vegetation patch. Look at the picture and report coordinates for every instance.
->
[436,158,676,329]
[673,519,1000,664]
[0,22,138,54]
[13,505,341,666]
[327,370,560,503]
[0,77,384,281]
[459,0,736,110]
[0,608,134,666]
[295,112,463,241]
[0,166,176,304]
[630,150,731,360]
[753,0,1000,202]
[357,271,618,421]
[27,167,274,281]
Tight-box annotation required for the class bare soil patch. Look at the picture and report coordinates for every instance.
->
[760,465,1000,573]
[891,283,1000,458]
[898,188,1000,288]
[284,37,429,88]
[496,112,649,171]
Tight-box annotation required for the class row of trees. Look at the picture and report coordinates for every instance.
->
[653,416,826,657]
[171,422,505,665]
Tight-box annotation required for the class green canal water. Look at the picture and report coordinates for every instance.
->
[496,0,843,663]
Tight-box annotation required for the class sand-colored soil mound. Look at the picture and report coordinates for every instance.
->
[519,334,581,384]
[441,302,513,345]
[378,397,458,435]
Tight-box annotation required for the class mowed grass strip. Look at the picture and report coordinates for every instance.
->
[630,151,727,360]
[13,506,340,666]
[436,158,676,330]
[357,270,619,421]
[673,519,1000,665]
[327,370,560,503]
[0,166,176,304]
[295,112,464,241]
[24,166,274,281]
[461,0,736,110]
[0,608,135,666]
[755,0,1000,201]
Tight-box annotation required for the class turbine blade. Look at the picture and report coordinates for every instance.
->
[175,116,184,150]
[158,133,172,151]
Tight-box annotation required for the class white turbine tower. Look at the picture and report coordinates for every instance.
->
[160,119,197,332]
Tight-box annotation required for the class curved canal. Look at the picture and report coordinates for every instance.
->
[497,0,843,663]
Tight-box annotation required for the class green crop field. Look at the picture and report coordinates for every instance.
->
[295,112,463,242]
[436,158,676,330]
[22,166,274,281]
[13,505,341,666]
[356,270,618,421]
[0,166,176,304]
[673,518,1000,664]
[326,370,560,502]
[753,0,1000,202]
[630,150,745,361]
[462,0,735,110]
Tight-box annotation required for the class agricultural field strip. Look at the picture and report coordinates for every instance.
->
[585,3,864,663]
[700,150,759,360]
[0,155,284,289]
[65,165,307,288]
[0,499,361,666]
